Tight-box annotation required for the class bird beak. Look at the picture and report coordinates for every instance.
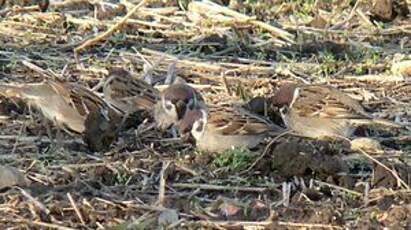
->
[181,132,195,145]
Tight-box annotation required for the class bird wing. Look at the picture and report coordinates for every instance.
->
[207,105,278,136]
[292,85,372,120]
[103,70,160,112]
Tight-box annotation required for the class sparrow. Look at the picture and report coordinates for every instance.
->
[83,109,119,152]
[103,67,160,114]
[0,79,122,135]
[103,68,203,132]
[269,84,401,140]
[154,80,205,131]
[178,104,284,152]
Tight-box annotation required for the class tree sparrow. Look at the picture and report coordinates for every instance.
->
[0,79,121,135]
[154,81,205,130]
[269,84,401,139]
[103,67,160,115]
[178,104,284,152]
[103,68,204,132]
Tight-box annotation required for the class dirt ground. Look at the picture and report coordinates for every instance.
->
[0,0,410,229]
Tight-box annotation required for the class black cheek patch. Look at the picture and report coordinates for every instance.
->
[165,104,173,110]
[175,101,187,120]
[196,121,204,132]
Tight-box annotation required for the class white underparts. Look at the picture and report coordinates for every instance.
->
[191,109,208,140]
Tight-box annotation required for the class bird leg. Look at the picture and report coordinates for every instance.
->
[170,126,178,139]
[42,118,55,146]
[55,125,64,150]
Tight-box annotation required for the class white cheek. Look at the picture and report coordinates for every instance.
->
[279,106,289,126]
[191,120,205,140]
[163,100,177,118]
[289,87,300,108]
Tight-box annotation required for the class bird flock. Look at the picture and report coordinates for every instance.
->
[0,66,404,153]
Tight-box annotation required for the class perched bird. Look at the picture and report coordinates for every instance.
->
[178,104,284,152]
[269,84,401,140]
[103,67,159,115]
[154,79,205,131]
[0,79,122,150]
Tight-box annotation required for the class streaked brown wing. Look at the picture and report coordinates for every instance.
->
[48,80,116,117]
[208,106,273,136]
[104,72,159,111]
[293,85,371,120]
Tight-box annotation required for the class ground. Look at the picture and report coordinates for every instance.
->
[0,0,410,229]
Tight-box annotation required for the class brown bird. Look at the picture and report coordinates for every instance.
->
[0,79,121,135]
[103,68,205,132]
[103,68,160,115]
[154,79,205,131]
[178,104,284,152]
[269,84,401,139]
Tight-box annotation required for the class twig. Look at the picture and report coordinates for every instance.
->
[197,0,295,44]
[199,220,341,229]
[313,180,362,197]
[74,0,147,53]
[67,193,86,225]
[47,162,120,170]
[198,220,273,228]
[16,187,50,215]
[364,182,370,206]
[278,221,344,229]
[174,163,200,177]
[26,220,76,230]
[357,148,410,190]
[21,60,53,79]
[329,0,361,30]
[155,84,224,91]
[158,161,171,207]
[342,74,404,82]
[11,121,26,155]
[172,183,268,193]
[355,9,375,29]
